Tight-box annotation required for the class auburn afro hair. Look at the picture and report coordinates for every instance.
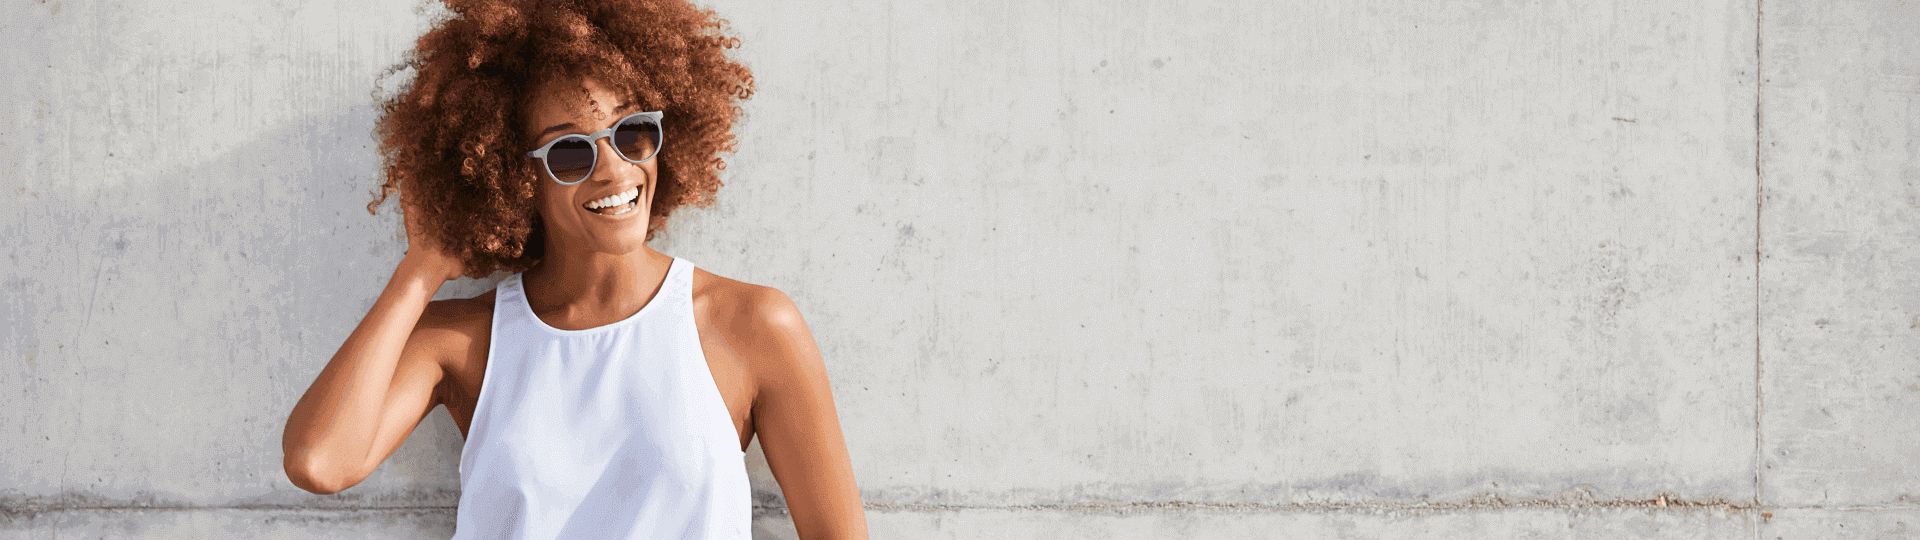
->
[370,0,753,277]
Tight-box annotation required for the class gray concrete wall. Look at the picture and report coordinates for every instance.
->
[0,0,1913,538]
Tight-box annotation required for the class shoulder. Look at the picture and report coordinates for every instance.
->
[691,268,809,340]
[690,268,830,415]
[412,290,495,360]
[419,290,495,334]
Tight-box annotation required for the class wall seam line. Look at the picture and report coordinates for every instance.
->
[1752,0,1768,534]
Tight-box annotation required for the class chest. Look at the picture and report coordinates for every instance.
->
[437,312,754,451]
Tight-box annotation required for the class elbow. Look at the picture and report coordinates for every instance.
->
[283,452,359,495]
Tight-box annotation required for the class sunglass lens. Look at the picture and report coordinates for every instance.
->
[614,116,662,162]
[545,138,595,184]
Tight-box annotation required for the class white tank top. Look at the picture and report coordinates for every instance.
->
[452,258,751,540]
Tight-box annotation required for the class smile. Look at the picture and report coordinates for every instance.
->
[583,186,641,216]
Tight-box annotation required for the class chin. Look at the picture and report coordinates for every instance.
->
[539,188,656,257]
[583,224,652,256]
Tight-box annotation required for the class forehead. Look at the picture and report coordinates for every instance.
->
[524,77,629,134]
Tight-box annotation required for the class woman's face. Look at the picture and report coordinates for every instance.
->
[524,77,657,258]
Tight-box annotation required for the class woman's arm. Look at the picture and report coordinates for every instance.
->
[744,289,869,539]
[281,206,466,494]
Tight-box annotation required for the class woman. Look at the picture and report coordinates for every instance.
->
[280,1,868,538]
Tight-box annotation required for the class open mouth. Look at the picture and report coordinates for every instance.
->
[583,186,641,216]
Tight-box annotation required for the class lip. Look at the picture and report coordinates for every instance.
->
[579,184,641,205]
[586,204,641,218]
[579,185,643,217]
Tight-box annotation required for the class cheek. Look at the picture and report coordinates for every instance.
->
[534,185,574,221]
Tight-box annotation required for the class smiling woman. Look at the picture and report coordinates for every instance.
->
[279,1,868,539]
[367,0,753,272]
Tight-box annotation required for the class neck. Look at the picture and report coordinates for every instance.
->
[520,237,671,328]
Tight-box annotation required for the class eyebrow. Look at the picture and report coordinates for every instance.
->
[537,102,635,137]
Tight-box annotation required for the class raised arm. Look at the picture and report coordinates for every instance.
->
[743,289,869,539]
[281,205,468,494]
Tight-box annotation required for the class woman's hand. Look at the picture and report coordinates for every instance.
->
[400,194,468,282]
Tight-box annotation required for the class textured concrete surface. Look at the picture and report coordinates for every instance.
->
[1757,0,1920,510]
[674,0,1760,515]
[859,508,1756,539]
[1763,509,1920,539]
[2,507,1764,539]
[1,0,1914,538]
[0,0,466,515]
[2,509,456,539]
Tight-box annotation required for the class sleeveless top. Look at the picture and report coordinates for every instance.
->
[452,258,751,540]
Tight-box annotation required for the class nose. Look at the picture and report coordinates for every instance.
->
[586,136,627,184]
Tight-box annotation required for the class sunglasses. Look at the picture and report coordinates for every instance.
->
[524,111,665,185]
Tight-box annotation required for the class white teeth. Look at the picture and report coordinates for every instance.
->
[584,186,640,210]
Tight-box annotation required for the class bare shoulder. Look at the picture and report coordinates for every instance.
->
[419,291,494,337]
[690,268,826,436]
[412,291,494,364]
[692,268,807,336]
[687,265,821,382]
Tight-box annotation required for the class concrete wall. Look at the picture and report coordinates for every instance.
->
[1,0,1914,538]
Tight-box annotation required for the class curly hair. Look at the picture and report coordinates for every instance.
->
[370,0,754,277]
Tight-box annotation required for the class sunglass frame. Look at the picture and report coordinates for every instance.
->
[524,111,666,185]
